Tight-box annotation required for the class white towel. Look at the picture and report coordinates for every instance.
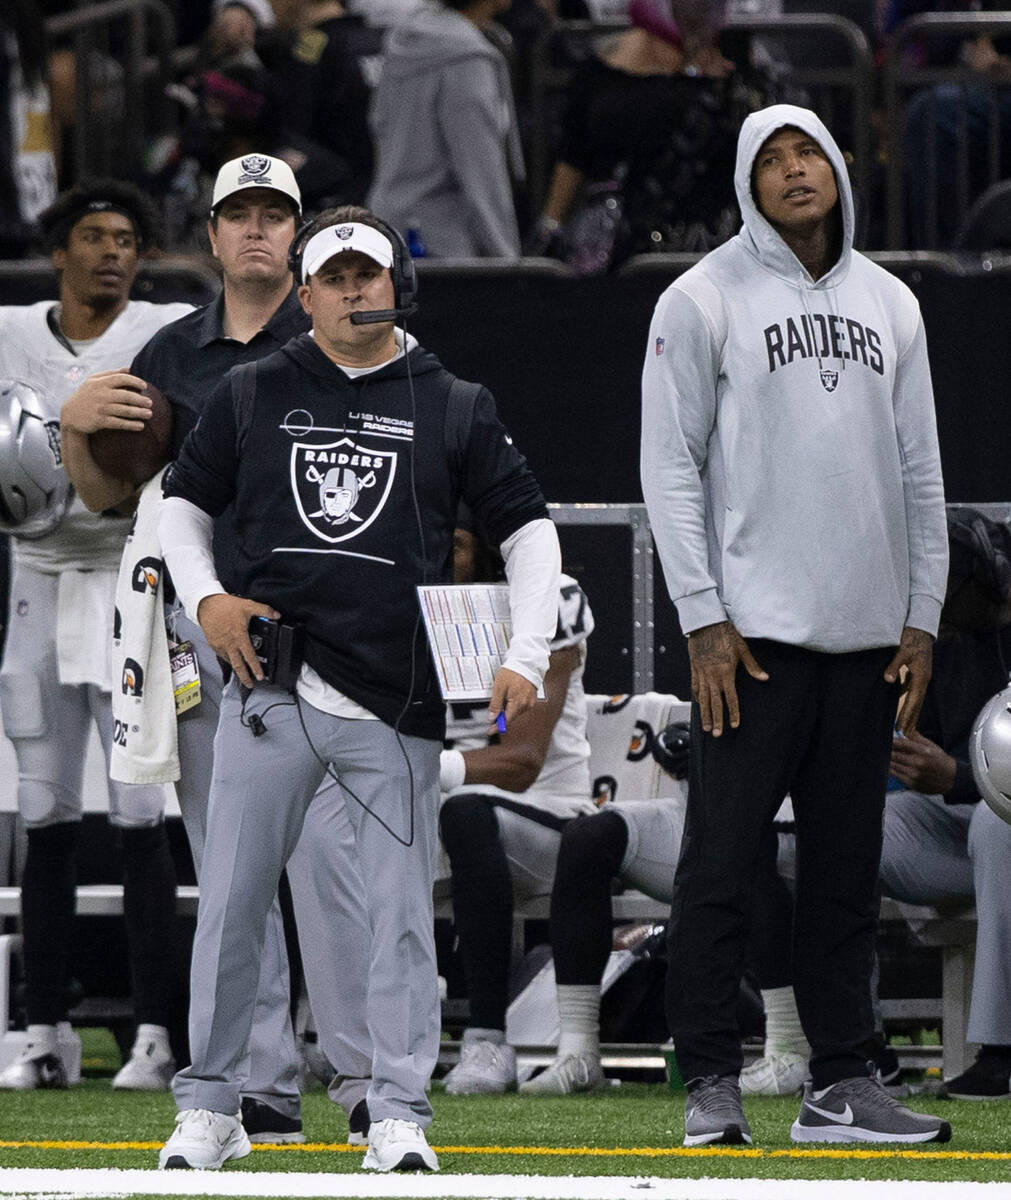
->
[585,692,690,804]
[56,568,115,690]
[109,469,180,783]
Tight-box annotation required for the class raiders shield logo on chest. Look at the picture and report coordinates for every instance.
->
[290,438,397,543]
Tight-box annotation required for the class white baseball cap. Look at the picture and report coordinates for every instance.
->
[300,222,395,282]
[210,153,301,215]
[211,0,276,28]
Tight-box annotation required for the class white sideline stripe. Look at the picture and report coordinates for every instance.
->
[2,1172,1011,1200]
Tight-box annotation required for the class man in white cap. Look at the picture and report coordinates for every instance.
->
[152,203,561,1172]
[61,155,337,1144]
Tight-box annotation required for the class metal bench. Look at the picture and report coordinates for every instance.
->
[0,886,978,1079]
[0,885,200,1040]
[434,888,978,1079]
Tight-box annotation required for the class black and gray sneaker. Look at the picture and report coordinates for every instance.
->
[791,1076,952,1144]
[683,1075,752,1146]
[240,1097,306,1144]
[940,1049,1011,1100]
[348,1098,371,1146]
[861,1032,907,1098]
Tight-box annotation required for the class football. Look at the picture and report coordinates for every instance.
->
[89,382,173,485]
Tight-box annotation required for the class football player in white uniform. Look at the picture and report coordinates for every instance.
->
[0,180,192,1090]
[438,524,596,1095]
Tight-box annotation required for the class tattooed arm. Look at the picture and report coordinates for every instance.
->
[688,620,769,737]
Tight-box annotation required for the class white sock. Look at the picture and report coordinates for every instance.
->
[464,1026,504,1046]
[761,986,811,1058]
[556,984,601,1059]
[134,1023,171,1049]
[25,1023,57,1050]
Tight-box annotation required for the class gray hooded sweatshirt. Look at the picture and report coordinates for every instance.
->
[641,104,948,653]
[367,1,522,258]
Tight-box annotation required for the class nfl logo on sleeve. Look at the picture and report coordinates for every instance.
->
[655,337,665,356]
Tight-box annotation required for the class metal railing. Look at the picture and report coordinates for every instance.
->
[45,0,177,182]
[884,11,1011,249]
[550,503,654,692]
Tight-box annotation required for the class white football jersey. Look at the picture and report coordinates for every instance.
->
[0,299,192,572]
[447,573,597,817]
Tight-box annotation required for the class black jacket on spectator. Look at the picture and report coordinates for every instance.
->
[256,18,374,204]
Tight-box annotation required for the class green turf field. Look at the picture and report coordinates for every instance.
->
[0,1029,1009,1188]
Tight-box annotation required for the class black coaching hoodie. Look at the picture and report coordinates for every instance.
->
[163,332,548,738]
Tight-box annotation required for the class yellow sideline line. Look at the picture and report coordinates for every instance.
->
[2,1139,1011,1162]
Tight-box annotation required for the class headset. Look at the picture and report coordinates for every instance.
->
[287,210,418,324]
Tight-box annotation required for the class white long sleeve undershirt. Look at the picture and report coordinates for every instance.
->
[158,497,560,707]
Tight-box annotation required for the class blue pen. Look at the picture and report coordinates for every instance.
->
[496,712,507,734]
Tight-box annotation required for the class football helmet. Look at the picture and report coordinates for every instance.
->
[0,379,71,539]
[652,719,691,780]
[970,684,1011,825]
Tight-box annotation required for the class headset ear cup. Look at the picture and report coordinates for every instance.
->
[398,250,418,311]
[288,219,316,282]
[374,216,416,312]
[287,224,302,280]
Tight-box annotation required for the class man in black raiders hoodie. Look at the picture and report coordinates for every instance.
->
[156,205,561,1173]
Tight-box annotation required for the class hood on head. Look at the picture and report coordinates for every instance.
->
[380,1,499,76]
[734,103,854,284]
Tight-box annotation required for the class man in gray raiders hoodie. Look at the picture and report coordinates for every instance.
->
[641,105,951,1148]
[367,0,523,258]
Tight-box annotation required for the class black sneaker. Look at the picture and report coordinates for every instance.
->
[791,1076,951,1144]
[348,1098,371,1146]
[862,1032,907,1097]
[940,1051,1011,1100]
[240,1097,305,1144]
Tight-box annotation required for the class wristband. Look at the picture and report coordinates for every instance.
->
[439,748,467,793]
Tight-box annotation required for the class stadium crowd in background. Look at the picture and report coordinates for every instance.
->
[528,0,786,272]
[10,0,1011,257]
[0,0,57,257]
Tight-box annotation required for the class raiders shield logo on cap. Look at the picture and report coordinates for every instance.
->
[239,154,271,180]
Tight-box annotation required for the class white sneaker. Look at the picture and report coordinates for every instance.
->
[158,1109,251,1170]
[0,1026,67,1090]
[362,1118,438,1172]
[740,1051,810,1096]
[113,1024,175,1091]
[519,1052,606,1095]
[443,1039,517,1095]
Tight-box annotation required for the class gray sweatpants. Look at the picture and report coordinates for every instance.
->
[879,789,1011,1046]
[171,606,299,1118]
[287,776,373,1119]
[173,679,441,1126]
